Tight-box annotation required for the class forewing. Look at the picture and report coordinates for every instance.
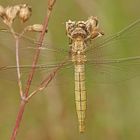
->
[86,19,140,83]
[0,30,71,89]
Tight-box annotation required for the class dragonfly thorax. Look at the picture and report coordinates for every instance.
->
[69,27,88,39]
[71,36,86,52]
[70,36,87,64]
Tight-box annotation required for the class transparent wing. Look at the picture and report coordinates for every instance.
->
[0,62,72,90]
[88,19,140,54]
[0,30,71,88]
[86,19,140,83]
[86,56,140,83]
[1,19,140,86]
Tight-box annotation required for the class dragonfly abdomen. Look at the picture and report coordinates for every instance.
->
[74,64,86,133]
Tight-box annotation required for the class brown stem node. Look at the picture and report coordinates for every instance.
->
[48,0,56,11]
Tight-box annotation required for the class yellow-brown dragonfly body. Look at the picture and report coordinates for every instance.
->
[66,17,104,132]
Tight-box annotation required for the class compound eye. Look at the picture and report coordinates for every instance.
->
[66,20,76,29]
[77,21,86,28]
[85,17,98,34]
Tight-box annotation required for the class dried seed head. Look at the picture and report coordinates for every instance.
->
[18,4,32,22]
[0,5,5,17]
[24,24,47,32]
[13,5,21,13]
[4,5,20,26]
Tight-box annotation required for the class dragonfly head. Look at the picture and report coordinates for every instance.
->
[66,16,104,43]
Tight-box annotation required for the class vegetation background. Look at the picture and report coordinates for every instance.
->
[0,0,140,139]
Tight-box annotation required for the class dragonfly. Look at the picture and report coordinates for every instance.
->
[1,16,140,133]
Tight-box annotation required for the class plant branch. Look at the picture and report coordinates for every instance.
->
[26,61,65,101]
[9,26,24,99]
[15,37,23,98]
[10,1,56,140]
[24,4,54,98]
[10,101,26,140]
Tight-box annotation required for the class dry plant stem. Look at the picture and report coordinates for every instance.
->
[15,37,23,98]
[26,62,65,101]
[26,68,59,100]
[10,2,56,140]
[10,27,23,98]
[10,101,26,140]
[24,9,52,98]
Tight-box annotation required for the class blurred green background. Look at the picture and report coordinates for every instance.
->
[0,0,140,140]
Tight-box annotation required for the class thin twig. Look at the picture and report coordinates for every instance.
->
[9,26,24,98]
[26,61,65,101]
[10,1,56,140]
[24,7,53,98]
[15,37,23,98]
[10,101,26,140]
